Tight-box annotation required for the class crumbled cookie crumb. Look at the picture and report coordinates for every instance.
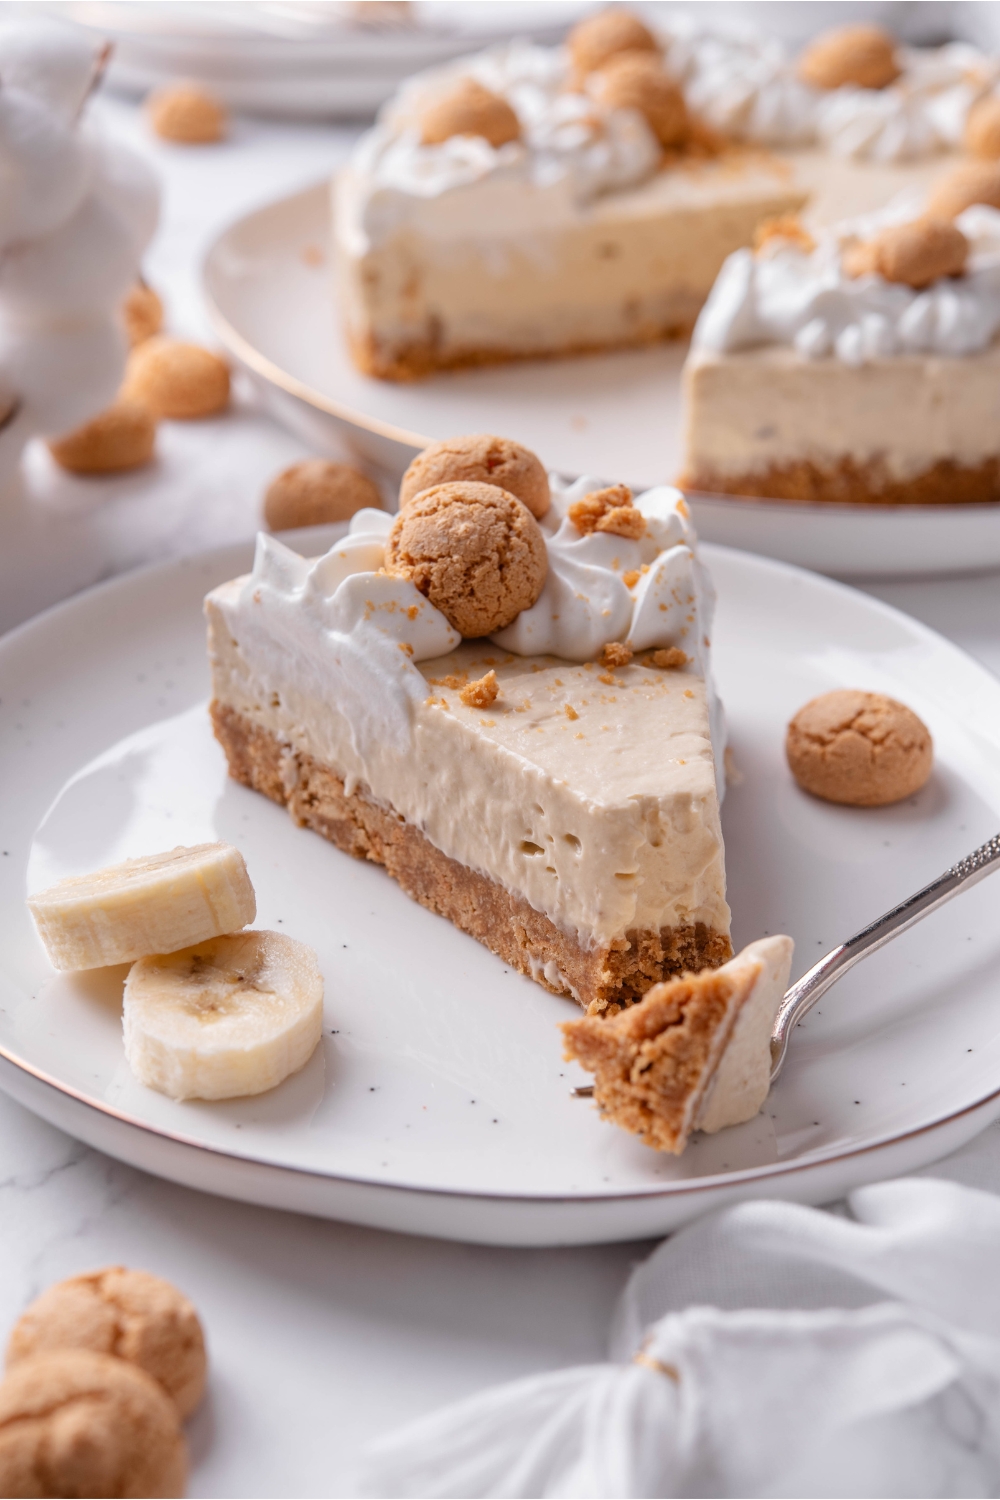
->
[568,484,647,539]
[601,641,633,668]
[564,704,579,721]
[460,670,499,708]
[650,647,687,669]
[754,215,816,256]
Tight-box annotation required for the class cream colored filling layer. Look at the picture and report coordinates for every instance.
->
[774,147,957,228]
[682,343,1000,483]
[335,156,804,359]
[208,591,730,950]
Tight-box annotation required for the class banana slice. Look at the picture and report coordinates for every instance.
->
[27,842,256,971]
[123,930,324,1101]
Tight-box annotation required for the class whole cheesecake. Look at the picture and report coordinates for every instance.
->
[205,444,732,1013]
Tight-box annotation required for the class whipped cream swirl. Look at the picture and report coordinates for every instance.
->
[347,40,662,249]
[236,482,715,766]
[662,18,997,162]
[693,202,1000,364]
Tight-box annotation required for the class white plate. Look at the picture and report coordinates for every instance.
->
[51,2,581,117]
[203,182,1000,580]
[3,534,1000,1246]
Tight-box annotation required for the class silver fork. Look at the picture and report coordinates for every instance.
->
[572,832,1000,1098]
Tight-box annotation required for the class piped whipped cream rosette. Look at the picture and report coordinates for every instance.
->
[661,15,999,163]
[0,20,158,494]
[693,202,1000,365]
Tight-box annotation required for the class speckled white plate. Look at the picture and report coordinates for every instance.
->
[203,181,1000,580]
[2,533,1000,1246]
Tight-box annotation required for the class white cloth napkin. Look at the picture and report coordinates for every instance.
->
[360,1171,1000,1498]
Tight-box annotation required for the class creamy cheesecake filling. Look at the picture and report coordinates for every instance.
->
[205,479,729,954]
[207,627,728,949]
[683,341,1000,491]
[335,155,806,372]
[335,36,807,375]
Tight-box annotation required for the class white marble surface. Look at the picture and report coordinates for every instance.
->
[4,89,1000,1500]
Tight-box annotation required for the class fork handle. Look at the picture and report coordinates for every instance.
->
[769,831,1000,1082]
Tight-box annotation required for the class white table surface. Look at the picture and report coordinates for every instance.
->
[4,94,1000,1499]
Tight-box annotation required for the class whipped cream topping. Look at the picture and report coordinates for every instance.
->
[662,17,997,162]
[230,482,716,768]
[693,201,1000,363]
[345,40,661,250]
[495,478,713,671]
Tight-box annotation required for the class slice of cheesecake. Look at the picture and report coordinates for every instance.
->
[334,24,805,380]
[562,935,793,1152]
[206,444,732,1014]
[680,197,1000,504]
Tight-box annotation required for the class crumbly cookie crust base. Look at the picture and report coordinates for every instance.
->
[562,967,739,1153]
[680,455,1000,506]
[348,321,697,384]
[210,701,732,1014]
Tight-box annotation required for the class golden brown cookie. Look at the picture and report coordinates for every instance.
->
[786,689,933,806]
[567,9,659,78]
[594,53,687,148]
[964,94,1000,159]
[419,78,520,148]
[123,283,164,347]
[926,160,1000,219]
[0,1349,186,1499]
[122,338,230,420]
[386,481,547,637]
[399,434,550,519]
[264,460,382,530]
[7,1267,206,1420]
[147,83,227,144]
[798,24,900,91]
[48,402,156,475]
[844,219,968,289]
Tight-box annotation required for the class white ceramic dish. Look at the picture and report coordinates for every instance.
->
[203,182,1000,581]
[3,532,1000,1246]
